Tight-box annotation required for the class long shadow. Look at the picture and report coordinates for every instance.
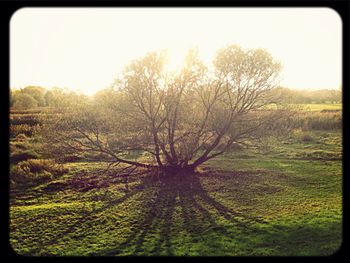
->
[20,169,275,256]
[94,175,178,256]
[95,171,271,256]
[175,172,269,245]
[27,178,149,255]
[192,173,268,226]
[19,168,340,256]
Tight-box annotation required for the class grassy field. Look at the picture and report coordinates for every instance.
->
[9,124,342,256]
[300,103,342,111]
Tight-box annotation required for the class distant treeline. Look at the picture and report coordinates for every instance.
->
[10,86,88,110]
[274,86,341,104]
[10,85,341,110]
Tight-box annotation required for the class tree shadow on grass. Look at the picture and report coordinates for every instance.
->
[93,171,270,256]
[26,177,149,255]
[18,169,341,256]
[21,168,342,256]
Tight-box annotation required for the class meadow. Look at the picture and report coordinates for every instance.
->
[9,105,342,256]
[301,103,341,111]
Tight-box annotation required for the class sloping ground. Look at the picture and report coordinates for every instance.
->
[10,131,342,256]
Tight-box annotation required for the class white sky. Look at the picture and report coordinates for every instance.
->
[10,8,342,96]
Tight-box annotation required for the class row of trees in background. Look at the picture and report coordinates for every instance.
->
[274,86,341,104]
[10,86,341,110]
[10,86,88,110]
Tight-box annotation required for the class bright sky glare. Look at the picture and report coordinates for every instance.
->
[10,8,342,95]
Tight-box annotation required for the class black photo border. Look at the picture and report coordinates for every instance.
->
[0,0,349,262]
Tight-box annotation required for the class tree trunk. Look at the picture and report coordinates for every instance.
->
[160,164,196,177]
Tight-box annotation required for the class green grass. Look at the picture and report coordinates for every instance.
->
[301,103,342,111]
[9,130,342,256]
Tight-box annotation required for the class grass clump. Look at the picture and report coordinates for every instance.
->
[291,111,342,131]
[295,150,342,161]
[306,111,342,130]
[292,128,314,142]
[11,150,40,164]
[11,159,69,186]
[10,136,41,164]
[10,124,40,138]
[15,133,29,141]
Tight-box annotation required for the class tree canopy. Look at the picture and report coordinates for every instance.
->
[12,93,39,110]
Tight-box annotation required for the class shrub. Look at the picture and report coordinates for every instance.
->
[12,93,38,110]
[10,150,40,164]
[296,150,342,160]
[60,155,82,162]
[10,159,69,186]
[10,124,39,138]
[10,136,42,164]
[227,142,243,151]
[301,134,313,142]
[10,114,40,126]
[15,133,29,142]
[306,112,342,130]
[292,128,314,142]
[10,140,30,150]
[290,111,342,131]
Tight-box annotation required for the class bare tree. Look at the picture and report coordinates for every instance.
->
[41,45,293,176]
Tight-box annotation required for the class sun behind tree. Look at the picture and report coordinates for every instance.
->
[41,44,294,177]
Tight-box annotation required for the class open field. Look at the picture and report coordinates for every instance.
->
[300,104,342,112]
[10,117,342,256]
